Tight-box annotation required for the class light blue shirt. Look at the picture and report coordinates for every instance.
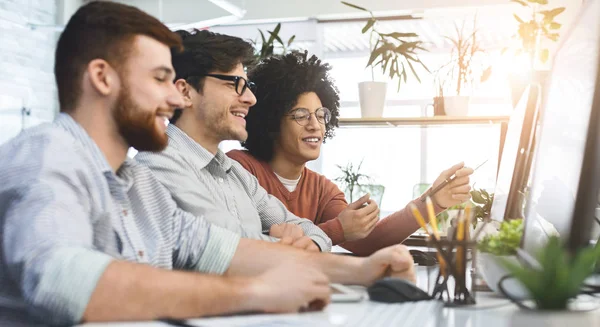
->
[0,114,240,326]
[135,124,332,251]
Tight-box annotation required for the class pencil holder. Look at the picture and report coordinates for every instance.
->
[426,238,478,306]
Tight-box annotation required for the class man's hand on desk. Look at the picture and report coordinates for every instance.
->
[358,244,416,285]
[338,193,380,241]
[269,223,304,240]
[279,235,320,252]
[248,261,331,313]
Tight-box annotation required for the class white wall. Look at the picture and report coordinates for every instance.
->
[0,0,59,145]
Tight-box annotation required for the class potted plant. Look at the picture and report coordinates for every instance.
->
[435,188,492,233]
[505,0,565,107]
[334,160,385,208]
[435,16,492,116]
[500,236,600,310]
[341,1,428,118]
[251,23,296,62]
[477,218,529,299]
[470,188,494,224]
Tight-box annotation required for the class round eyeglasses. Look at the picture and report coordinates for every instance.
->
[203,74,257,96]
[286,107,331,126]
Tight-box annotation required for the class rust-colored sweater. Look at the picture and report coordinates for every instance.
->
[227,150,444,256]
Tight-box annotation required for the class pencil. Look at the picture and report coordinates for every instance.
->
[464,204,472,240]
[425,197,439,239]
[425,197,446,276]
[409,203,429,234]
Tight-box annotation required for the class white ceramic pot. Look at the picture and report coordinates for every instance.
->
[358,81,387,118]
[443,96,470,116]
[477,252,530,300]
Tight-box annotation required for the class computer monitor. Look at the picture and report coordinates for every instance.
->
[522,0,600,254]
[489,84,541,222]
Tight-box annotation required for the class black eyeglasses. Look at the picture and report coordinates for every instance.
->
[203,74,257,96]
[285,107,331,126]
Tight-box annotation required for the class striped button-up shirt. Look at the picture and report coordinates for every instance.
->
[0,114,241,326]
[135,124,332,251]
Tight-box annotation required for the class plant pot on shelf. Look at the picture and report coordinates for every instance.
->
[442,96,470,116]
[358,81,387,118]
[477,252,529,300]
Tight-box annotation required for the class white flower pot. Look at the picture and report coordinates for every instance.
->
[358,81,387,118]
[477,252,530,300]
[443,96,470,116]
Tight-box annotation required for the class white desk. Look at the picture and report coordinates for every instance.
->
[80,292,600,327]
[79,266,600,327]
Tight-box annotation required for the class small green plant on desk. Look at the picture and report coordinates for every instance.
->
[478,219,523,256]
[476,219,526,297]
[500,236,600,310]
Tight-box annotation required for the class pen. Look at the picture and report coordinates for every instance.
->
[420,159,489,202]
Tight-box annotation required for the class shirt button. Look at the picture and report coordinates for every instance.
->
[122,209,128,216]
[138,250,144,257]
[218,177,224,183]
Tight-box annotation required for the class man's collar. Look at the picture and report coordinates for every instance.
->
[54,113,113,174]
[166,124,233,172]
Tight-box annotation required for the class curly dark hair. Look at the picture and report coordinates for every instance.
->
[243,50,340,162]
[170,29,255,123]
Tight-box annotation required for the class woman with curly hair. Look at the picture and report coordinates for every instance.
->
[228,51,474,256]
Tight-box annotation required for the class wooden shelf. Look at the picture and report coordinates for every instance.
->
[338,116,510,127]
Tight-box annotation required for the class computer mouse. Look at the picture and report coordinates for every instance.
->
[367,277,433,303]
[409,249,437,266]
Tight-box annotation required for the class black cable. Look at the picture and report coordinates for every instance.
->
[497,274,600,312]
[496,275,535,310]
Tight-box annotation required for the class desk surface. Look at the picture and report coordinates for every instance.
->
[78,267,600,327]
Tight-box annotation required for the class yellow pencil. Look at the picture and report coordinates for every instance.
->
[425,197,440,240]
[409,203,429,234]
[456,211,466,280]
[464,204,472,240]
[425,197,446,276]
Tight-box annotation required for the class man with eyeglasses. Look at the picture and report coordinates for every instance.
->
[228,51,475,256]
[135,30,330,252]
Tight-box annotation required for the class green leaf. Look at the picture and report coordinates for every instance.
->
[478,219,523,256]
[540,7,566,20]
[443,35,460,50]
[510,0,528,6]
[538,48,549,63]
[272,22,281,36]
[549,22,561,30]
[341,1,370,12]
[366,43,394,67]
[513,14,524,24]
[380,32,418,39]
[287,35,296,47]
[471,190,485,204]
[481,66,492,82]
[406,59,421,83]
[268,31,284,46]
[362,18,376,34]
[259,30,266,43]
